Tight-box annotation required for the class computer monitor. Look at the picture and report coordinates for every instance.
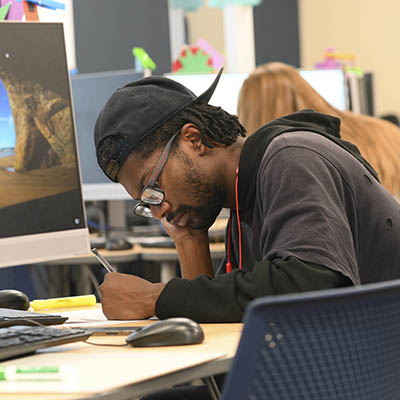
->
[165,68,348,115]
[299,68,348,111]
[164,72,249,116]
[70,69,143,201]
[351,72,374,116]
[0,22,90,268]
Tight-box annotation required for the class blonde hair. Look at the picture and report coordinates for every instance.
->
[237,62,400,197]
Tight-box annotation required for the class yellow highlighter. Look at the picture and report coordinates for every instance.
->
[31,295,96,311]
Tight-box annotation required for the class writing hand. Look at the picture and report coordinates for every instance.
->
[100,272,165,320]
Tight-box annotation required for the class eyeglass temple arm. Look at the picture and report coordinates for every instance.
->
[147,131,179,186]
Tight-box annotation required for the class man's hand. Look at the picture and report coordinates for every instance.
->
[160,216,207,244]
[159,216,214,279]
[100,272,166,320]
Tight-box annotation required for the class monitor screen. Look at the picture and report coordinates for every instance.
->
[0,22,90,268]
[164,72,249,116]
[70,69,143,201]
[299,68,348,111]
[165,68,348,116]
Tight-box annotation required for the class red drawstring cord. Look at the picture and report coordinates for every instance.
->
[235,168,242,270]
[226,212,233,273]
[226,168,242,272]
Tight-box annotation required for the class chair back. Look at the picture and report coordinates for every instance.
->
[221,280,400,400]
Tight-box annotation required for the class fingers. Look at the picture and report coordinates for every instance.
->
[99,272,159,320]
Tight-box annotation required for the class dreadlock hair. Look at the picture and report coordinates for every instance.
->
[132,100,246,159]
[96,101,246,175]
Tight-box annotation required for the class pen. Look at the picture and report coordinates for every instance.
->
[91,248,116,272]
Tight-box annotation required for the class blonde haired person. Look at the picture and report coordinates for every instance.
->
[238,62,400,197]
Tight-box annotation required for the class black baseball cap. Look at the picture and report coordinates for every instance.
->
[94,69,223,182]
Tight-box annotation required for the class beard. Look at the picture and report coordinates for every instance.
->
[169,190,224,230]
[166,154,225,230]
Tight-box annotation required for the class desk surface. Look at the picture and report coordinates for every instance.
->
[0,314,242,400]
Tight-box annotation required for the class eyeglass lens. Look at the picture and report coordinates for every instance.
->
[134,203,153,218]
[141,187,164,205]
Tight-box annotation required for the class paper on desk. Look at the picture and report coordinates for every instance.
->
[59,308,143,327]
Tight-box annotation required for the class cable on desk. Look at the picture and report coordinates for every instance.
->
[83,339,128,347]
[0,318,44,328]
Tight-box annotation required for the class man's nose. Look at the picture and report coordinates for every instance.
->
[149,201,170,220]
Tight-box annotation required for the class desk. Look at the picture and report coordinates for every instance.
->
[0,319,242,399]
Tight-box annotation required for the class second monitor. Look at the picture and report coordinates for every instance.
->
[165,68,348,116]
[71,69,143,201]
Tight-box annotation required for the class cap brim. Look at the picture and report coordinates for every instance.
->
[197,68,223,104]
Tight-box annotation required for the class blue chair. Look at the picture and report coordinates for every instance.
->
[220,280,400,400]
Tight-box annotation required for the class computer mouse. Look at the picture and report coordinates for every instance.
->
[0,289,30,310]
[105,237,133,251]
[125,317,204,347]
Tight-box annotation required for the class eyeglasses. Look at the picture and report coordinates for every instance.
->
[133,131,179,218]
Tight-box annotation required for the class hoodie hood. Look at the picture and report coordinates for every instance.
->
[237,109,379,222]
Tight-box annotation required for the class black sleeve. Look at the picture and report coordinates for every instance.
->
[155,256,352,322]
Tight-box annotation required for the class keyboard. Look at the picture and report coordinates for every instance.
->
[0,325,92,361]
[0,308,68,327]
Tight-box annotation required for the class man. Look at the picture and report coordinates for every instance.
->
[94,69,400,323]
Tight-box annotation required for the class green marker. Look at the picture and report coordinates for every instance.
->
[0,365,70,381]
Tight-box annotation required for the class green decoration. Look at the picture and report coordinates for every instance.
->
[176,48,214,74]
[0,3,11,20]
[208,0,262,7]
[132,47,156,71]
[172,0,203,11]
[346,66,364,77]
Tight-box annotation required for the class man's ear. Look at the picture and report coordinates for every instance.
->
[180,123,207,155]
